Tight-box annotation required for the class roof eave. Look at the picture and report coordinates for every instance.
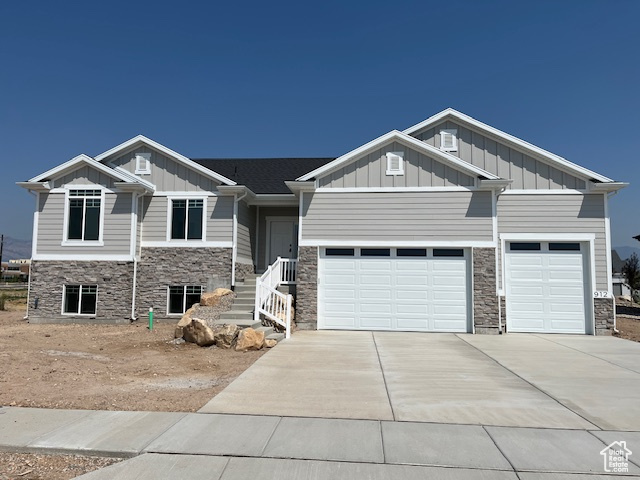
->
[589,182,629,192]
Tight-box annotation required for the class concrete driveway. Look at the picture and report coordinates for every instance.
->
[200,331,640,430]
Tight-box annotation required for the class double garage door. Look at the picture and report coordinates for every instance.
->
[318,247,470,332]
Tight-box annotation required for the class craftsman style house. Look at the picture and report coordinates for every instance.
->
[19,109,626,335]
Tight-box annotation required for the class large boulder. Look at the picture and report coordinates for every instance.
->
[183,318,216,347]
[235,327,265,352]
[264,338,277,348]
[174,304,198,338]
[213,324,239,349]
[200,288,234,307]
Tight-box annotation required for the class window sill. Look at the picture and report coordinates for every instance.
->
[385,170,404,176]
[61,241,104,247]
[440,147,458,153]
[135,170,151,175]
[61,313,97,317]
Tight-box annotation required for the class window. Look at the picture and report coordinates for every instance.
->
[433,248,464,257]
[549,242,581,251]
[361,248,391,256]
[509,242,541,251]
[135,153,151,174]
[171,198,204,240]
[440,129,458,152]
[168,285,202,314]
[63,285,97,315]
[397,248,427,257]
[67,189,102,241]
[326,248,355,256]
[385,152,404,176]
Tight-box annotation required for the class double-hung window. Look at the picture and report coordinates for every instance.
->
[170,198,204,240]
[168,285,202,314]
[63,285,98,315]
[67,189,102,242]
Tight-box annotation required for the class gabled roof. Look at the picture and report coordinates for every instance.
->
[192,158,334,194]
[403,108,614,183]
[28,154,141,185]
[95,135,237,187]
[297,130,500,182]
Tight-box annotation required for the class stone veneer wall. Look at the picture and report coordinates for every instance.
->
[473,248,500,334]
[295,246,318,330]
[594,297,614,335]
[28,260,134,324]
[136,247,232,320]
[234,261,255,283]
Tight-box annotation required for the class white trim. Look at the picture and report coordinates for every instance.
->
[165,196,208,242]
[251,194,299,207]
[254,205,260,269]
[440,128,458,152]
[500,189,586,195]
[232,194,238,287]
[315,186,475,193]
[29,154,144,184]
[403,108,613,183]
[130,193,138,258]
[50,186,117,194]
[61,187,106,246]
[298,192,304,257]
[265,216,299,265]
[32,192,39,258]
[297,130,499,182]
[604,193,613,294]
[385,151,404,176]
[154,191,219,197]
[300,239,496,248]
[33,254,134,261]
[134,153,151,175]
[94,135,237,186]
[61,284,98,317]
[492,191,499,295]
[141,241,232,248]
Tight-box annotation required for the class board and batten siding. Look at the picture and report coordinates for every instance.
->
[140,195,233,243]
[236,200,255,264]
[318,141,475,188]
[37,192,132,255]
[55,166,116,189]
[413,121,586,191]
[497,194,607,290]
[302,191,492,242]
[111,147,219,192]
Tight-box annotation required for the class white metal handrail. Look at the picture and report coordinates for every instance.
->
[254,257,297,339]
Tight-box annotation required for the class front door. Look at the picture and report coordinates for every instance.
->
[269,220,298,264]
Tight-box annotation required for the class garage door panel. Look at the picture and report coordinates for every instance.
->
[397,290,429,300]
[397,304,429,314]
[323,315,357,328]
[360,316,393,329]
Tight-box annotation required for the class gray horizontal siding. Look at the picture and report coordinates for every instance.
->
[55,165,115,188]
[413,121,586,190]
[237,200,255,263]
[318,141,475,188]
[302,191,492,242]
[111,146,219,192]
[37,192,132,255]
[497,194,607,290]
[140,195,233,243]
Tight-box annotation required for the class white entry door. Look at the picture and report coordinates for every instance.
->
[505,241,589,334]
[318,247,470,332]
[268,220,298,264]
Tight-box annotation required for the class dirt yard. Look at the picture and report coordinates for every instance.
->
[0,452,122,480]
[0,308,265,412]
[615,297,640,342]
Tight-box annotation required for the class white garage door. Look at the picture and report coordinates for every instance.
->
[318,247,470,332]
[505,242,589,334]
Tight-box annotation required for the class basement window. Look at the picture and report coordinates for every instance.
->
[168,285,203,315]
[385,152,404,176]
[63,285,97,315]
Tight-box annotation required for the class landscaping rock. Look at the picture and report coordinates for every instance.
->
[182,318,216,347]
[213,324,239,349]
[200,288,234,307]
[264,338,277,348]
[235,327,264,351]
[174,304,198,338]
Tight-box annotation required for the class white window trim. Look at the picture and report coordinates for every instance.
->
[166,285,203,316]
[61,186,106,247]
[385,152,404,176]
[135,153,152,175]
[440,129,458,152]
[165,196,208,242]
[61,284,98,316]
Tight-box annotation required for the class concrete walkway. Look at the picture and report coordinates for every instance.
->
[1,407,640,479]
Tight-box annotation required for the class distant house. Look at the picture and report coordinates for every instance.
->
[17,108,627,335]
[1,260,30,281]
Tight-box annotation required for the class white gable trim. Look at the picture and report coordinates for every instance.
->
[29,154,138,184]
[297,130,499,182]
[403,108,613,183]
[94,135,237,186]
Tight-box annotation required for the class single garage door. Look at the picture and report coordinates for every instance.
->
[318,247,470,332]
[505,241,589,334]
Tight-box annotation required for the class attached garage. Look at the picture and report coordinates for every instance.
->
[504,241,591,334]
[318,247,471,332]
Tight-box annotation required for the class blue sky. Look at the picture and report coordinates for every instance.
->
[1,0,638,248]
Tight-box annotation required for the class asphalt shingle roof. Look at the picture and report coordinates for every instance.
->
[191,158,334,194]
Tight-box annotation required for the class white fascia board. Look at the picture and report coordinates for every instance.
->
[297,130,499,182]
[16,181,50,191]
[94,135,237,186]
[32,254,135,261]
[589,182,629,192]
[111,165,156,191]
[250,194,299,206]
[403,108,614,183]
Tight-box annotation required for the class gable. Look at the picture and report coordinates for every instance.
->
[52,164,116,189]
[412,120,587,190]
[110,146,221,192]
[316,140,477,189]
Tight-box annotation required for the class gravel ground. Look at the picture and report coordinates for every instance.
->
[615,297,640,342]
[0,452,122,480]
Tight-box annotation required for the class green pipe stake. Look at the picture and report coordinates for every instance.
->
[149,307,154,330]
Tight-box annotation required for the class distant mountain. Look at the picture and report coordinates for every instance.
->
[1,236,32,261]
[615,246,640,261]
